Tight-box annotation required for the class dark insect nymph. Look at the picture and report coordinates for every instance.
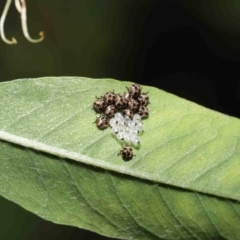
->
[94,115,109,129]
[117,146,135,160]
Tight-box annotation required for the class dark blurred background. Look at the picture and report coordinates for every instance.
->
[0,0,240,239]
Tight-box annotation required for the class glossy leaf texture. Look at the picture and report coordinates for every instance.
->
[0,77,240,239]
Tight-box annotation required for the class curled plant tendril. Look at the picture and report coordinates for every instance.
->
[0,0,44,44]
[16,0,44,43]
[0,0,16,44]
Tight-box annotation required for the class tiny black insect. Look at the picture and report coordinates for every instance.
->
[94,115,109,129]
[137,93,149,106]
[127,98,139,113]
[117,146,135,160]
[93,98,106,112]
[138,106,149,119]
[115,94,126,110]
[127,83,142,98]
[104,105,116,118]
[103,91,116,105]
[122,91,133,103]
[122,108,134,118]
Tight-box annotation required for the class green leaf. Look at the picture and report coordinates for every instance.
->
[0,77,240,239]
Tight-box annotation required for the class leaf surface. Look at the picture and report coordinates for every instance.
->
[0,77,240,239]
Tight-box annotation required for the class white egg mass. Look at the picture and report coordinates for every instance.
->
[110,113,143,145]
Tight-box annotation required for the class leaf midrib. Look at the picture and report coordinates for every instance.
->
[0,130,238,203]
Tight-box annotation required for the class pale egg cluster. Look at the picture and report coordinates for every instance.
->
[109,113,143,146]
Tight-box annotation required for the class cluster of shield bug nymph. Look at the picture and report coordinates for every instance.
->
[93,83,149,160]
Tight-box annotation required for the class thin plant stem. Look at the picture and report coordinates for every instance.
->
[0,0,17,44]
[0,0,44,44]
[14,0,22,13]
[16,0,44,43]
